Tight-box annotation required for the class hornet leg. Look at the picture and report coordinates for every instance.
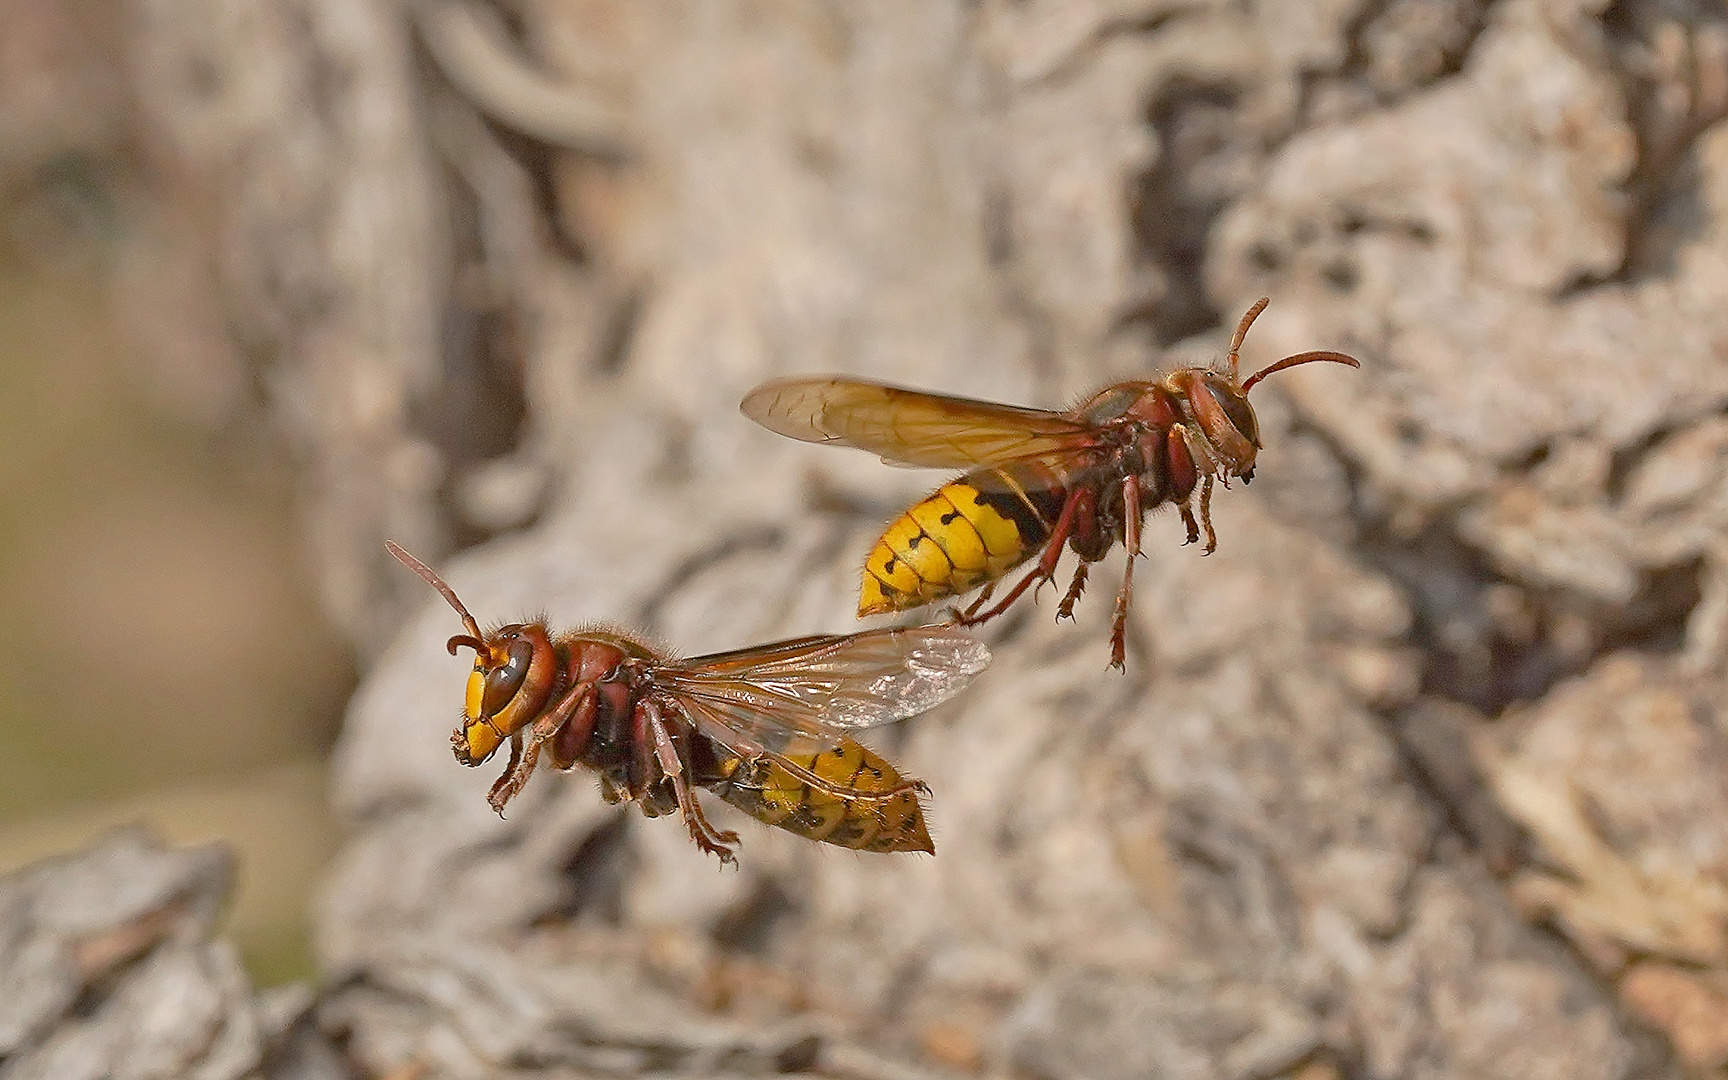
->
[944,577,995,623]
[957,487,1087,627]
[1178,504,1200,546]
[1198,474,1217,554]
[488,684,594,815]
[487,732,524,809]
[1111,473,1143,670]
[644,700,740,864]
[1056,562,1089,621]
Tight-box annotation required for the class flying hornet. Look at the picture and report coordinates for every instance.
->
[742,298,1358,667]
[387,542,989,863]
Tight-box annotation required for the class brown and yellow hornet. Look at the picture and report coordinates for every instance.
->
[387,541,989,863]
[741,298,1358,668]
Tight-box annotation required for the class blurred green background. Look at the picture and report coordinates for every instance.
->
[0,0,354,984]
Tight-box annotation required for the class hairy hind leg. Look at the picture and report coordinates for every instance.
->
[488,684,593,815]
[487,732,524,809]
[1198,474,1217,554]
[1110,473,1143,670]
[955,557,1053,626]
[956,487,1088,626]
[951,577,996,622]
[1056,562,1089,621]
[644,700,739,864]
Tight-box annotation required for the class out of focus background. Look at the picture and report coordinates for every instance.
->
[0,0,351,984]
[5,2,1728,1079]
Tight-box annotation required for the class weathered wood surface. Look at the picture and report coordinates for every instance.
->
[26,0,1723,1077]
[0,829,330,1080]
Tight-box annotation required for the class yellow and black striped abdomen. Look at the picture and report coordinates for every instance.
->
[713,739,932,853]
[859,468,1066,616]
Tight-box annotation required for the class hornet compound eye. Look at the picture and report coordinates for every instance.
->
[480,638,535,717]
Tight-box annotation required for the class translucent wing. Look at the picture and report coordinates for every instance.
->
[655,624,990,759]
[741,376,1097,469]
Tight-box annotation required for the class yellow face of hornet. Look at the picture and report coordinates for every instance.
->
[442,623,559,766]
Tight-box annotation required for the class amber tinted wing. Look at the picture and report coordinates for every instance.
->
[654,625,990,759]
[741,376,1097,469]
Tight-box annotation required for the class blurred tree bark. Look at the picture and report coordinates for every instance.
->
[18,0,1727,1077]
